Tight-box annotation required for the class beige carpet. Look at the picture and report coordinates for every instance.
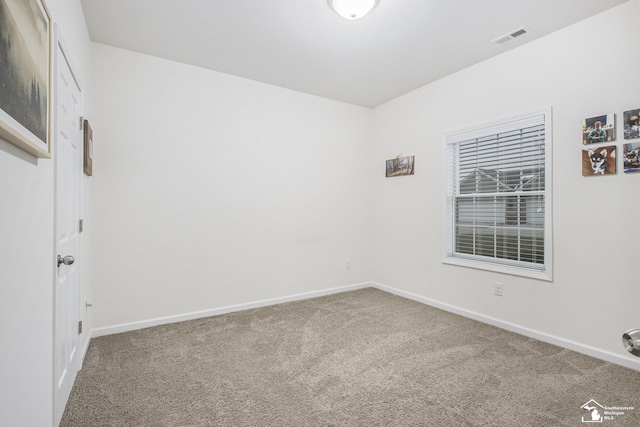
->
[61,288,640,426]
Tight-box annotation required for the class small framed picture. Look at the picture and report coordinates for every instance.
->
[83,119,93,176]
[385,155,415,177]
[582,145,616,176]
[582,114,615,145]
[623,108,640,140]
[623,142,640,173]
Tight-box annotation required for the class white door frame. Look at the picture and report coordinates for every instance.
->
[52,24,84,426]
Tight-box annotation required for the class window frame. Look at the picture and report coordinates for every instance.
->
[442,108,553,281]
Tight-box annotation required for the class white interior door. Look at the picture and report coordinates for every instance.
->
[54,33,83,426]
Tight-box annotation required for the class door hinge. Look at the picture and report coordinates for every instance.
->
[79,219,84,233]
[78,320,83,334]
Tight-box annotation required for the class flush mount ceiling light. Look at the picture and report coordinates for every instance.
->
[328,0,379,20]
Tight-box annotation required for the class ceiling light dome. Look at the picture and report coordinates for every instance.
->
[328,0,379,20]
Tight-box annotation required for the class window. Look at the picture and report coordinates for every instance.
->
[444,109,552,281]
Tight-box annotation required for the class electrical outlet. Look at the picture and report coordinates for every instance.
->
[494,282,503,297]
[346,259,352,270]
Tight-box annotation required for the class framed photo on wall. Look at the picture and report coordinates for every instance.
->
[0,0,52,158]
[582,114,615,145]
[385,155,415,177]
[623,142,640,173]
[623,108,640,140]
[582,145,616,176]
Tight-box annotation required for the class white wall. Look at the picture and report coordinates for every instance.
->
[0,145,54,426]
[89,44,374,329]
[0,0,91,425]
[371,0,640,369]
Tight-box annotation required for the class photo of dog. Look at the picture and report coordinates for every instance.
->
[623,109,640,140]
[582,145,616,176]
[623,142,640,173]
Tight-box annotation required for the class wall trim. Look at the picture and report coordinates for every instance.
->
[370,282,640,373]
[91,282,372,338]
[81,333,91,365]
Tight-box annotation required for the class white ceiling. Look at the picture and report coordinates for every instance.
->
[80,0,628,108]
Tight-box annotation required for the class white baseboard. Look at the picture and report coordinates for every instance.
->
[80,333,91,368]
[91,282,372,339]
[370,282,640,372]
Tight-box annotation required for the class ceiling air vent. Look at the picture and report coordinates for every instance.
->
[492,27,529,45]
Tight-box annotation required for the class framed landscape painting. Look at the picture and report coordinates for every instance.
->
[0,0,51,158]
[385,155,415,177]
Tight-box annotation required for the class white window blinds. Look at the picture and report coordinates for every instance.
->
[444,110,552,280]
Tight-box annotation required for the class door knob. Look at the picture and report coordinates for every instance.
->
[57,255,75,267]
[623,329,640,357]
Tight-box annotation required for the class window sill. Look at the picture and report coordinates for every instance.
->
[442,257,552,282]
